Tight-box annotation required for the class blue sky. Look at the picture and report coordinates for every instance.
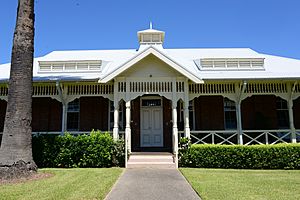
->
[1,0,300,64]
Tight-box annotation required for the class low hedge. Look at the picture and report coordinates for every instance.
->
[32,130,125,168]
[179,143,300,169]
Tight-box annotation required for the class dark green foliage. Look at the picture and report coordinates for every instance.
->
[112,139,125,167]
[179,143,300,169]
[32,130,125,168]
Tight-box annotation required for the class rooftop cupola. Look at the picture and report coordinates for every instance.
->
[137,23,165,50]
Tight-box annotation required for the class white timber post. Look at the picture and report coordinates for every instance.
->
[125,100,131,153]
[113,81,119,141]
[172,101,178,168]
[235,81,247,145]
[288,99,296,143]
[172,79,178,168]
[288,82,297,143]
[56,82,68,134]
[62,102,68,134]
[184,80,190,139]
[235,101,243,145]
[113,101,119,141]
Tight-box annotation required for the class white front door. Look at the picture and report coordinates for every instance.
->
[141,98,163,147]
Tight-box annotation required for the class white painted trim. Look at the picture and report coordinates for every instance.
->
[99,46,203,84]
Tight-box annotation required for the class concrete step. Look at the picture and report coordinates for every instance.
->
[127,152,176,169]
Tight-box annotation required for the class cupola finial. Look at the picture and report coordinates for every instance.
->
[137,23,165,50]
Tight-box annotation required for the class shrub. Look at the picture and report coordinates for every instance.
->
[32,130,125,168]
[112,139,125,167]
[179,143,300,169]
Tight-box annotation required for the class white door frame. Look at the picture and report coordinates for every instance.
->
[140,96,164,147]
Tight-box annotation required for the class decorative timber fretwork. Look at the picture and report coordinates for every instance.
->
[128,81,173,93]
[115,77,186,102]
[245,82,287,94]
[33,84,59,96]
[295,83,300,93]
[118,82,126,92]
[66,83,113,96]
[189,83,236,95]
[176,81,185,93]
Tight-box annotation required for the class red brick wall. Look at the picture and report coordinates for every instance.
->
[241,95,277,130]
[0,100,7,132]
[193,96,224,130]
[293,97,300,129]
[79,97,109,131]
[32,98,62,131]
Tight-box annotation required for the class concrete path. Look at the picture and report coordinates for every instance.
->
[105,168,200,200]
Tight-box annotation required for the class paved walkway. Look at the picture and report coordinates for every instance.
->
[105,168,200,200]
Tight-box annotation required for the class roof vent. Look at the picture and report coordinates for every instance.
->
[195,58,265,71]
[137,23,165,49]
[38,61,102,73]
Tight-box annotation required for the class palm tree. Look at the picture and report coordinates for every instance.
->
[0,0,36,176]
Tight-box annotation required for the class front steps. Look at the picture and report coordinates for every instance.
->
[127,152,176,169]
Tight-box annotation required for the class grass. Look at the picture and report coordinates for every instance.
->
[180,168,300,200]
[0,168,123,200]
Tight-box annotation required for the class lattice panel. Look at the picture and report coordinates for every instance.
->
[189,83,235,94]
[245,83,287,93]
[128,81,173,93]
[67,84,113,95]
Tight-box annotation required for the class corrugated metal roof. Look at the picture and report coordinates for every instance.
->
[1,47,300,82]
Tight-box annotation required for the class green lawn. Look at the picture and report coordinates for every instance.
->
[0,168,123,200]
[180,168,300,200]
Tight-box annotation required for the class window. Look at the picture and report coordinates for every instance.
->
[67,99,80,131]
[276,97,289,128]
[177,100,195,131]
[142,99,161,107]
[178,101,184,131]
[189,100,195,130]
[109,101,114,131]
[224,98,237,129]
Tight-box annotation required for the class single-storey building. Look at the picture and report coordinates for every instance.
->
[1,25,300,166]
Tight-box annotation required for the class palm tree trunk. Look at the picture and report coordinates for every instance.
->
[0,0,36,177]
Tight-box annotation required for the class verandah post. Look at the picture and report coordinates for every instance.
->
[113,81,119,141]
[288,99,297,143]
[113,100,119,141]
[288,82,297,143]
[125,100,131,153]
[235,101,243,145]
[184,80,190,139]
[62,103,68,134]
[235,81,247,145]
[172,101,178,168]
[172,78,179,168]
